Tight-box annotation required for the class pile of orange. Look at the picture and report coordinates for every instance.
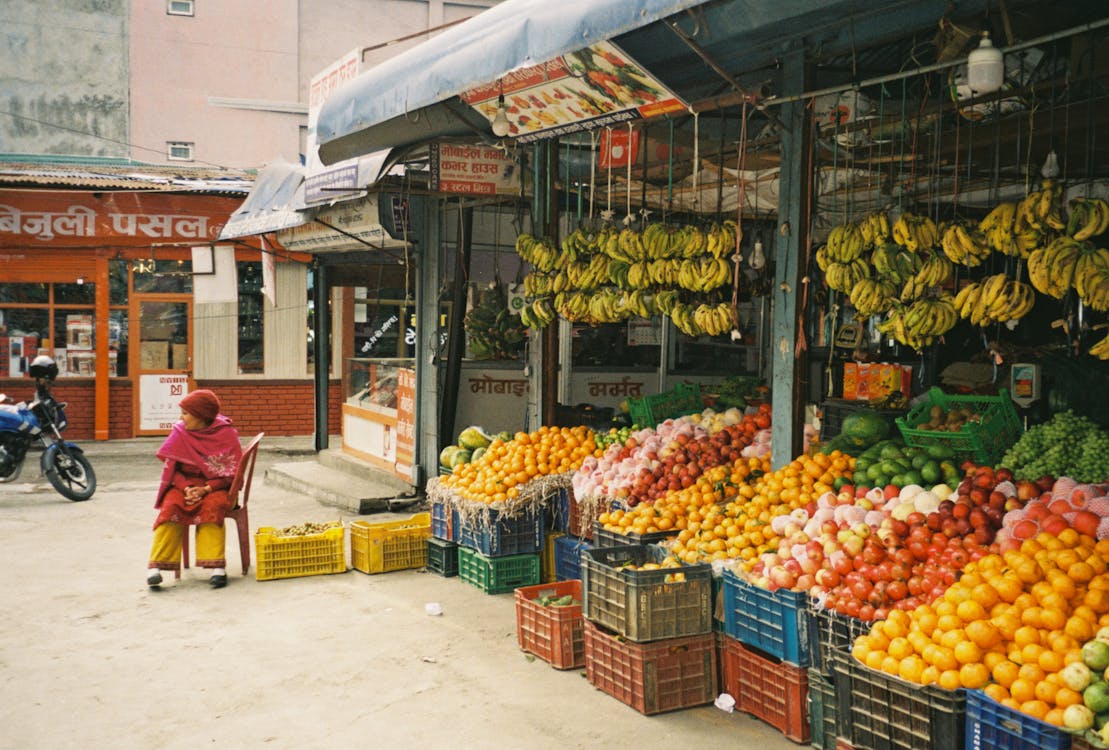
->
[443,425,599,503]
[598,456,770,559]
[851,529,1109,727]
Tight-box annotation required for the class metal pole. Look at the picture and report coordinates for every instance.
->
[312,260,329,452]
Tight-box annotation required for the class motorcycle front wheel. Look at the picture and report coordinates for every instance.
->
[43,445,96,501]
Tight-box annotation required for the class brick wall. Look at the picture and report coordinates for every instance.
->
[0,379,341,440]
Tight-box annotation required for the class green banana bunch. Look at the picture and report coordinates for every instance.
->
[1067,197,1109,242]
[654,289,680,315]
[520,297,555,329]
[871,243,921,284]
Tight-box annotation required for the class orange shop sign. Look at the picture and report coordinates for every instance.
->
[0,191,242,248]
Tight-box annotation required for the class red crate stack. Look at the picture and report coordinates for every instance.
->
[514,579,584,670]
[720,635,810,744]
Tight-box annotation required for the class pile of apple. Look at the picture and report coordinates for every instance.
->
[746,463,1025,621]
[996,475,1109,551]
[572,405,769,507]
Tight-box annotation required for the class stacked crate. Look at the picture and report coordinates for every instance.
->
[580,544,716,715]
[806,606,871,750]
[455,503,543,594]
[550,488,594,582]
[719,569,813,743]
[426,497,458,577]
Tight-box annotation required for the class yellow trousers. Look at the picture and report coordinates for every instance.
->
[149,522,226,570]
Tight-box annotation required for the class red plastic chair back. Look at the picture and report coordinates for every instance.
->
[178,432,264,577]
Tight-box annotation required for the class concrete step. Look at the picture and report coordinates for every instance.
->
[265,449,418,515]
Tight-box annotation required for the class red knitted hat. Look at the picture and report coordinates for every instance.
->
[179,389,220,423]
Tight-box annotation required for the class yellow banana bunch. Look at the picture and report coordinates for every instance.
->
[912,252,955,288]
[859,212,891,248]
[678,256,731,292]
[825,223,866,262]
[653,289,680,315]
[555,291,592,322]
[892,211,939,252]
[616,227,646,262]
[1015,180,1066,233]
[899,276,931,303]
[1067,197,1109,242]
[669,303,700,337]
[849,278,898,318]
[648,258,682,287]
[519,297,555,328]
[621,290,654,319]
[1027,236,1082,299]
[1012,228,1043,259]
[515,233,561,272]
[1089,330,1109,360]
[561,228,596,262]
[706,221,738,259]
[625,261,653,290]
[1075,248,1109,311]
[979,202,1018,256]
[824,258,871,293]
[522,272,552,298]
[586,289,628,324]
[954,274,1035,327]
[940,222,991,267]
[692,303,734,337]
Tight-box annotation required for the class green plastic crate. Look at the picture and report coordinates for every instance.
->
[894,387,1022,465]
[627,383,703,427]
[458,547,540,594]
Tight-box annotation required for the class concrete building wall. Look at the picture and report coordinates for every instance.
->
[129,0,301,168]
[0,0,129,156]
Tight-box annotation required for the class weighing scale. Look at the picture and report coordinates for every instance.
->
[1010,362,1041,408]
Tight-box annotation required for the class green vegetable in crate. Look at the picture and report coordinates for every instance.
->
[536,594,577,607]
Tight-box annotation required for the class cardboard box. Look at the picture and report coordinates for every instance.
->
[842,362,911,401]
[140,341,169,370]
[66,314,93,349]
[171,344,188,370]
[67,350,95,377]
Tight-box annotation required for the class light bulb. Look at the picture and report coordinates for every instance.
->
[749,239,766,270]
[491,94,511,137]
[967,32,1004,94]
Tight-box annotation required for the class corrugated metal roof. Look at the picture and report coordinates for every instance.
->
[0,160,255,194]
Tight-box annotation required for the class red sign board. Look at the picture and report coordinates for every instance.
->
[0,192,241,248]
[394,367,416,483]
[429,143,520,196]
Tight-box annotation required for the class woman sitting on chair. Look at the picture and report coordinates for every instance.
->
[146,389,242,589]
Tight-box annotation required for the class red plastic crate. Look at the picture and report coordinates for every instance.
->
[721,636,810,744]
[514,580,584,670]
[583,619,716,715]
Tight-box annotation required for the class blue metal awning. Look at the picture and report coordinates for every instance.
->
[218,160,308,239]
[316,0,710,163]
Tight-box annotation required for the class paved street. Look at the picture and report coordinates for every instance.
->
[0,440,803,749]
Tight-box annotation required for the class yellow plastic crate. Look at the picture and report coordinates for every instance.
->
[350,512,431,574]
[254,523,347,581]
[542,531,565,583]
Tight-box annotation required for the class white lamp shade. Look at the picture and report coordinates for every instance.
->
[967,33,1004,94]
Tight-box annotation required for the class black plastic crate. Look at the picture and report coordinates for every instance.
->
[591,520,676,548]
[809,668,838,750]
[581,544,712,643]
[832,651,965,750]
[426,536,458,577]
[808,607,870,676]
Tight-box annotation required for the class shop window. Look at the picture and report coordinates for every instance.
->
[571,322,660,370]
[0,283,48,304]
[0,308,48,378]
[166,142,194,161]
[109,260,129,305]
[132,259,192,294]
[54,282,95,305]
[237,261,263,374]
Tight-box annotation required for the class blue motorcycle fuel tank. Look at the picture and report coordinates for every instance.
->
[0,403,40,434]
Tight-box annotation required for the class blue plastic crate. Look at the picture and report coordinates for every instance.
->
[965,690,1069,750]
[722,569,811,667]
[549,487,570,532]
[430,499,455,541]
[554,534,591,581]
[457,506,544,557]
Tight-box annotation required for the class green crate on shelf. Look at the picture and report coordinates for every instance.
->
[627,383,702,427]
[895,387,1022,465]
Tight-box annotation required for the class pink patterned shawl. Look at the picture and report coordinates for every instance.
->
[154,415,242,507]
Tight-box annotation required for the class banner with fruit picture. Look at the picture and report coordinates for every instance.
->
[461,40,686,143]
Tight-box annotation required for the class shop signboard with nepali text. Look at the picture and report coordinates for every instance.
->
[461,40,685,143]
[0,192,241,248]
[429,143,519,196]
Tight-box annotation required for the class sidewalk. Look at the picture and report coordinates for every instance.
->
[77,434,330,459]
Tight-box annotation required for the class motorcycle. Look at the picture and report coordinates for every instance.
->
[0,355,97,501]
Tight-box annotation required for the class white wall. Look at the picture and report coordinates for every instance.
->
[0,0,129,156]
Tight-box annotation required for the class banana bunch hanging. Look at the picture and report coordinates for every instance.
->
[877,295,958,350]
[940,222,992,267]
[953,274,1036,327]
[1074,247,1109,312]
[891,211,939,253]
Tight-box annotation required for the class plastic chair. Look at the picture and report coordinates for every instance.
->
[178,432,264,578]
